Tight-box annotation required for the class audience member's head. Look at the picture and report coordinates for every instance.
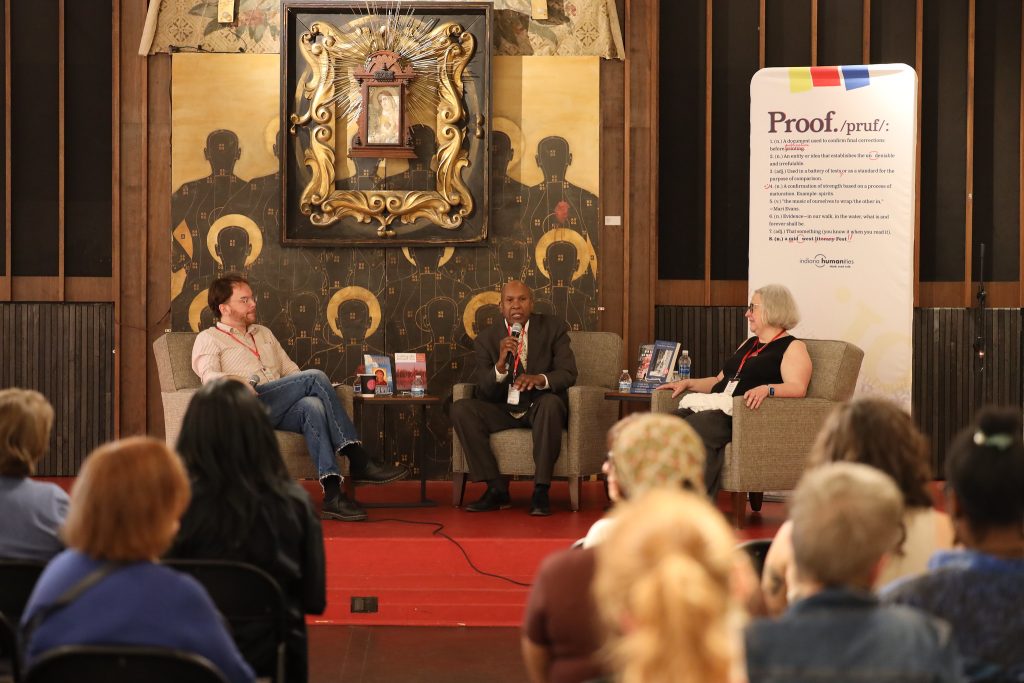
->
[607,414,706,500]
[0,388,54,478]
[809,397,934,507]
[174,378,292,542]
[63,437,189,562]
[594,489,742,683]
[945,406,1024,545]
[790,462,904,590]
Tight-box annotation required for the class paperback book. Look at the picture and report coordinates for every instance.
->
[394,352,427,392]
[362,354,394,395]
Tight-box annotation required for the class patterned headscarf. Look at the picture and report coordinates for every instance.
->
[610,414,706,497]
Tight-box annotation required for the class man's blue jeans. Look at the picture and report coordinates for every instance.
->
[255,369,361,480]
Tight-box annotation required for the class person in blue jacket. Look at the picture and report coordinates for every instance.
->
[20,436,254,683]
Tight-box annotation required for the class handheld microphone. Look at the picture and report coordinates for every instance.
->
[504,322,523,371]
[248,373,261,388]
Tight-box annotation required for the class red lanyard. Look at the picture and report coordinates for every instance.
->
[506,322,525,375]
[216,326,261,361]
[734,330,785,378]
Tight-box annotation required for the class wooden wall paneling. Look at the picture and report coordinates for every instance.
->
[147,53,171,437]
[64,0,114,279]
[764,0,812,68]
[963,0,975,307]
[118,0,147,436]
[811,0,818,65]
[10,0,59,284]
[601,55,625,337]
[710,280,747,305]
[0,303,114,474]
[911,307,1022,476]
[657,0,706,282]
[1,0,7,297]
[625,0,658,358]
[111,0,120,432]
[918,0,969,290]
[862,0,869,63]
[1021,0,1024,307]
[705,0,713,302]
[653,305,747,378]
[817,0,864,67]
[915,0,923,304]
[655,280,704,305]
[57,0,64,300]
[710,0,759,281]
[971,0,1022,285]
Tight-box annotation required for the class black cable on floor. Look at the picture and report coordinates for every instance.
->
[366,517,533,587]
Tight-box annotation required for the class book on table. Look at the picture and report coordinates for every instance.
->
[362,354,394,395]
[394,352,427,392]
[631,340,681,393]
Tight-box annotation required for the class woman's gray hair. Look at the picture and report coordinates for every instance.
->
[754,284,800,330]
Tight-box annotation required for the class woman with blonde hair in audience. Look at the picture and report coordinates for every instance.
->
[760,397,953,616]
[20,437,254,683]
[594,489,748,683]
[521,414,711,683]
[0,388,68,561]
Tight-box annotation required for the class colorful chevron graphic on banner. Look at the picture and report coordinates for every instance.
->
[789,66,871,93]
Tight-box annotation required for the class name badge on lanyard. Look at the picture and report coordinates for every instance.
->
[723,379,739,396]
[507,385,521,405]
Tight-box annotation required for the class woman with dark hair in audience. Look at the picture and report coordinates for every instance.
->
[20,437,253,683]
[760,397,953,616]
[0,389,68,561]
[883,406,1024,681]
[167,378,326,683]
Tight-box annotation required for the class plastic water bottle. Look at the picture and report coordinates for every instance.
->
[678,350,691,381]
[411,374,426,397]
[353,375,361,395]
[618,369,632,393]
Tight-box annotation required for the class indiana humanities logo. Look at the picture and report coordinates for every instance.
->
[800,254,854,269]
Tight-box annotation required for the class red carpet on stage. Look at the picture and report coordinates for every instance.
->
[308,479,783,628]
[40,477,783,628]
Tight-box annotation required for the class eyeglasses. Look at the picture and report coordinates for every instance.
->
[745,303,760,313]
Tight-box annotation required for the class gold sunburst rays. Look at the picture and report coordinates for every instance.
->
[290,7,478,237]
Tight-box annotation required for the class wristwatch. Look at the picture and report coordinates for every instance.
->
[768,385,775,397]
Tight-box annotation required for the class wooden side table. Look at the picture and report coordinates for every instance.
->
[353,393,442,508]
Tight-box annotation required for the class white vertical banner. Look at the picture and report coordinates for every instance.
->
[749,64,917,406]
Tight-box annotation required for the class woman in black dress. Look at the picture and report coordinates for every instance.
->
[658,284,812,495]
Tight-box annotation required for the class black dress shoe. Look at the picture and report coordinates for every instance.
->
[529,488,551,516]
[465,488,512,512]
[321,494,367,522]
[351,461,409,486]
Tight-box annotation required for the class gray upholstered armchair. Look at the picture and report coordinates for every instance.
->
[652,339,864,526]
[451,330,623,511]
[152,331,352,479]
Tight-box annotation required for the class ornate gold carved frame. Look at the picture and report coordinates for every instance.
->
[281,2,492,246]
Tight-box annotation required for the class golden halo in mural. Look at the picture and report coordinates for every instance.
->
[188,288,210,333]
[492,116,524,176]
[326,286,382,340]
[461,290,501,340]
[400,247,455,268]
[207,214,263,267]
[535,228,592,281]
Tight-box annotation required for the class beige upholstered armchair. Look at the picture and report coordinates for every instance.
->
[451,331,624,511]
[153,331,352,479]
[652,339,864,526]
